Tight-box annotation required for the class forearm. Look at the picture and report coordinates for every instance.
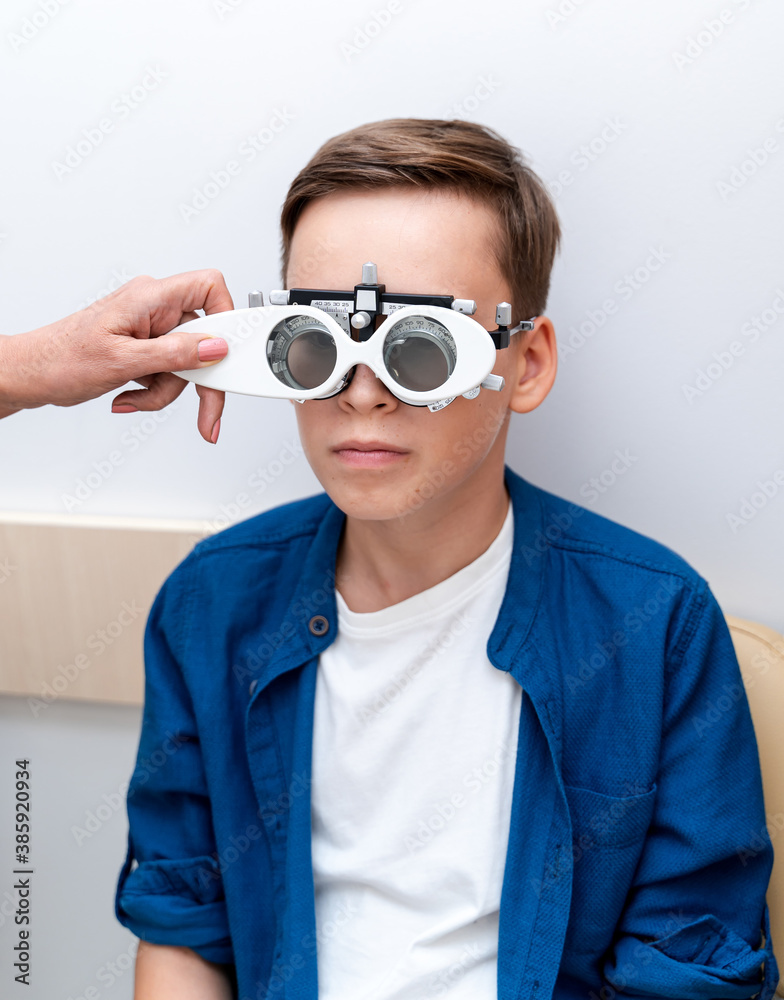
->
[134,942,234,1000]
[0,334,23,418]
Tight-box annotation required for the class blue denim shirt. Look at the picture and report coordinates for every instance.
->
[114,464,778,1000]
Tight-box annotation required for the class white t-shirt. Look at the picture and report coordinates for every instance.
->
[311,498,521,999]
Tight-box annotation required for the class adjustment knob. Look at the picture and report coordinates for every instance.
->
[350,311,371,329]
[495,302,512,327]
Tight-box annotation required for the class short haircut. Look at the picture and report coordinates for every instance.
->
[279,118,561,324]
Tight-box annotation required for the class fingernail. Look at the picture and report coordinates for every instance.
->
[210,418,221,444]
[198,338,228,361]
[112,404,138,413]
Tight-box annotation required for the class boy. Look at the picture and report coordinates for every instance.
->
[115,119,777,1000]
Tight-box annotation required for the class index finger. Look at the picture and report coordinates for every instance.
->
[147,268,235,334]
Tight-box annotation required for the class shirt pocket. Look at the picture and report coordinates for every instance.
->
[561,781,658,962]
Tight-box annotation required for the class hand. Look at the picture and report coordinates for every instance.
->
[0,269,235,443]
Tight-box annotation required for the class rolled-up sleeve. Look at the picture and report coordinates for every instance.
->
[601,580,778,999]
[114,558,234,967]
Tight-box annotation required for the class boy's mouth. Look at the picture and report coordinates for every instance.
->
[332,439,409,467]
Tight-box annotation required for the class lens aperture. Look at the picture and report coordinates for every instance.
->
[382,315,456,392]
[267,315,337,390]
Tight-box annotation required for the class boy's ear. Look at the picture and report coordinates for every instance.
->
[507,316,558,415]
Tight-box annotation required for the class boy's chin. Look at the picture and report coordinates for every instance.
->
[326,479,434,524]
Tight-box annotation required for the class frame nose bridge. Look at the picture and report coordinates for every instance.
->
[338,323,387,379]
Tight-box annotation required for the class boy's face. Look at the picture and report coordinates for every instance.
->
[285,186,553,522]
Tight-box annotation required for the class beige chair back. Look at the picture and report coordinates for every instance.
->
[727,615,784,996]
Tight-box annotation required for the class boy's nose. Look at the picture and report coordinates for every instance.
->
[339,363,397,410]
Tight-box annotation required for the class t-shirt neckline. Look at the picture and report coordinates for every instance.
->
[335,497,513,637]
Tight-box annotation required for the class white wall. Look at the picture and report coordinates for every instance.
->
[0,696,142,998]
[1,0,782,996]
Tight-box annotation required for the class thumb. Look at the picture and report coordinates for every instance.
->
[125,332,229,376]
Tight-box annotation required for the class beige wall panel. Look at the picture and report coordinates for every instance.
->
[0,513,212,707]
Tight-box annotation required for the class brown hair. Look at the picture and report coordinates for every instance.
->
[279,118,561,325]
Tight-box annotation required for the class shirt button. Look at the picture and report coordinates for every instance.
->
[308,615,329,636]
[249,679,258,695]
